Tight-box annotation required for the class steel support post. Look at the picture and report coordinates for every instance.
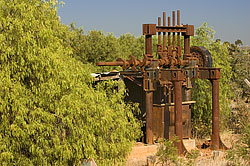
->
[145,35,153,56]
[183,35,191,102]
[146,91,153,144]
[211,79,220,149]
[145,32,153,144]
[174,80,183,155]
[183,35,190,60]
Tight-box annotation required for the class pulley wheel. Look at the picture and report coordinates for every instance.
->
[190,46,213,67]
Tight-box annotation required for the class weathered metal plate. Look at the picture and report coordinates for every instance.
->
[152,104,192,140]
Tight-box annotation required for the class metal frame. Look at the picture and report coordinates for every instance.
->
[96,10,221,154]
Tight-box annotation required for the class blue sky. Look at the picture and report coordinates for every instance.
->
[58,0,250,46]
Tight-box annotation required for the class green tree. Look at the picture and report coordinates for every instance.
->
[66,23,89,63]
[66,25,147,72]
[225,40,250,165]
[0,0,141,165]
[84,31,120,63]
[66,26,122,72]
[118,33,145,60]
[227,40,250,100]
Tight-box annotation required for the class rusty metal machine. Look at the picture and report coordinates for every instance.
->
[96,10,222,155]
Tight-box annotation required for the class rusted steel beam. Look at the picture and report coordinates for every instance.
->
[163,12,166,50]
[200,68,220,149]
[211,79,220,149]
[171,70,184,155]
[183,25,194,36]
[183,35,190,60]
[157,16,162,58]
[199,68,220,80]
[119,71,143,76]
[177,10,181,59]
[177,10,180,26]
[156,27,187,33]
[167,17,171,47]
[143,24,157,35]
[172,11,176,49]
[146,91,153,144]
[158,17,161,46]
[123,76,142,87]
[145,28,154,143]
[145,35,153,58]
[156,26,187,29]
[156,24,194,33]
[174,80,183,154]
[168,86,172,103]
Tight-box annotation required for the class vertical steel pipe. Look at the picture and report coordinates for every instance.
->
[177,10,180,26]
[172,11,176,48]
[183,35,190,60]
[211,79,220,149]
[162,86,167,138]
[145,35,153,56]
[168,86,171,103]
[158,17,162,59]
[146,91,153,144]
[163,12,166,50]
[177,10,181,47]
[145,30,153,143]
[177,10,181,58]
[168,17,171,47]
[174,80,183,155]
[183,24,191,99]
[172,11,176,26]
[158,17,161,45]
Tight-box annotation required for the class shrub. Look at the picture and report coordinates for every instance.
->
[0,0,141,165]
[156,137,179,165]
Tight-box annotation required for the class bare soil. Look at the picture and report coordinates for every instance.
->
[126,132,246,166]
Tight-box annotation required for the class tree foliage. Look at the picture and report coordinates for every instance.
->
[66,24,145,72]
[227,40,250,100]
[225,40,250,164]
[0,0,141,165]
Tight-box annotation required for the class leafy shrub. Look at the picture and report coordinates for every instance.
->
[156,137,179,165]
[185,150,200,166]
[227,40,250,100]
[0,0,141,165]
[226,100,250,165]
[67,24,145,73]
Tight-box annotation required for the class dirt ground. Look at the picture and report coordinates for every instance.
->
[126,132,248,166]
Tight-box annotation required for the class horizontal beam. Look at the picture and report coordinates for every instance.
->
[143,24,194,36]
[156,26,187,33]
